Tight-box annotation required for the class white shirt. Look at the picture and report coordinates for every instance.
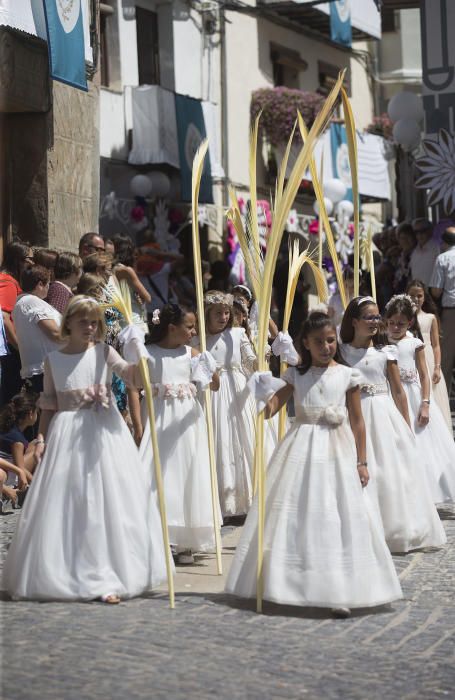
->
[410,240,440,286]
[12,294,62,377]
[430,247,455,308]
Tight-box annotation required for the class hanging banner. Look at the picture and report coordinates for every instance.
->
[42,0,87,91]
[330,123,353,200]
[175,94,213,203]
[330,0,352,48]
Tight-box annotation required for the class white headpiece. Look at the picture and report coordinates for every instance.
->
[385,293,417,314]
[355,296,375,306]
[204,291,234,306]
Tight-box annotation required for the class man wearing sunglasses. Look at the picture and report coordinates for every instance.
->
[78,232,105,260]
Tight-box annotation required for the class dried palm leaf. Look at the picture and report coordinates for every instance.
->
[341,87,360,296]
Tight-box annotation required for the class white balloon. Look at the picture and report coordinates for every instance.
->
[130,174,153,198]
[392,118,421,150]
[323,178,347,204]
[313,197,333,216]
[336,199,354,218]
[148,172,171,198]
[387,91,424,123]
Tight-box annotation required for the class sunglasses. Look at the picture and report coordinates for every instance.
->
[360,314,381,322]
[87,244,105,253]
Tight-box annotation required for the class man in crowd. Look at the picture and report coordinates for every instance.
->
[430,226,455,394]
[410,218,440,287]
[78,232,105,260]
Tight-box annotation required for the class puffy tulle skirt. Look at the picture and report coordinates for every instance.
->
[3,407,168,601]
[403,381,455,504]
[140,395,219,552]
[226,420,403,609]
[360,395,446,553]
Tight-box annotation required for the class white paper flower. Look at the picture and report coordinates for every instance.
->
[415,129,455,214]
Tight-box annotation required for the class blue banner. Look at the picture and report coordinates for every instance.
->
[174,94,213,204]
[330,0,352,48]
[42,0,87,91]
[330,123,353,201]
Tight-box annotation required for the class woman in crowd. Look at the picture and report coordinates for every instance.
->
[47,252,83,314]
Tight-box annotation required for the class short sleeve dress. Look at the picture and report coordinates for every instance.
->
[226,364,403,610]
[4,343,168,601]
[417,310,452,432]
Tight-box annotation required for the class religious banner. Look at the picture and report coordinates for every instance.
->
[330,0,352,48]
[42,0,87,91]
[330,123,353,201]
[174,94,213,203]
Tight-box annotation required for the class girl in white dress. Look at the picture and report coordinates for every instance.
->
[137,303,220,565]
[3,296,168,603]
[385,294,455,504]
[340,297,446,553]
[226,312,402,614]
[195,291,259,520]
[407,280,453,433]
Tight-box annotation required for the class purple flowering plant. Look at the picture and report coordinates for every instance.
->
[250,88,325,147]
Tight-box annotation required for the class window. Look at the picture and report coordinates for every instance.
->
[271,45,307,89]
[99,2,120,89]
[136,7,160,86]
[318,61,351,97]
[381,9,399,33]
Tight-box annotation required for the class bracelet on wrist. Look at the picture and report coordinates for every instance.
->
[357,461,367,467]
[434,364,441,368]
[421,398,430,405]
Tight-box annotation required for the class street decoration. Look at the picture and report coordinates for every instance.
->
[415,129,455,215]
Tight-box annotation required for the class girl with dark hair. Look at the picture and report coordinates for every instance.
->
[0,240,34,402]
[341,297,446,553]
[47,252,83,314]
[385,294,455,504]
[226,312,402,616]
[407,280,452,432]
[137,303,220,565]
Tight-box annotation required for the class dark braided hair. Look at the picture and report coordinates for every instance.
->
[146,303,194,343]
[296,312,347,375]
[0,392,39,433]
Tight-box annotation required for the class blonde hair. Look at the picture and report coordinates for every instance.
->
[60,295,106,341]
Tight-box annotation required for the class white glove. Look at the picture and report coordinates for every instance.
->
[118,324,148,364]
[247,371,286,413]
[271,331,299,366]
[191,351,217,390]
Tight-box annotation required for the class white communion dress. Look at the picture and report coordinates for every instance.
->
[139,344,219,552]
[196,328,276,518]
[225,365,403,609]
[341,344,446,553]
[417,311,452,433]
[393,335,455,504]
[3,343,168,601]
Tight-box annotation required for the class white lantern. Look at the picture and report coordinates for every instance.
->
[336,199,354,219]
[323,178,347,204]
[148,172,171,198]
[387,91,424,123]
[313,197,333,216]
[392,118,421,151]
[130,174,153,198]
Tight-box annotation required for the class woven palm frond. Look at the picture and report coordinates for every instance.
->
[341,87,360,295]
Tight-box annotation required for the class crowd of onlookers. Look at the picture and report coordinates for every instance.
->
[0,217,453,512]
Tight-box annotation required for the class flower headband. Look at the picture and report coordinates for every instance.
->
[355,296,375,306]
[151,309,161,325]
[233,296,249,314]
[385,293,417,313]
[204,292,234,307]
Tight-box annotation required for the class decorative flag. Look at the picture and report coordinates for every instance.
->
[175,94,213,203]
[330,123,353,201]
[330,0,352,48]
[42,0,87,91]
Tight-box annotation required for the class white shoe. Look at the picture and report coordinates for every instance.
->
[177,551,195,565]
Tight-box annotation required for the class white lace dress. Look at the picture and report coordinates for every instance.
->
[225,365,402,609]
[393,335,455,504]
[3,343,168,601]
[139,344,219,552]
[341,344,446,553]
[418,311,452,433]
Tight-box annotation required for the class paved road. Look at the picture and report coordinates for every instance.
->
[1,508,455,700]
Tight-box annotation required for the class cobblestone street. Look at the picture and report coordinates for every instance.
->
[1,508,455,700]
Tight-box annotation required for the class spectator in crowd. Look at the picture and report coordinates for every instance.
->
[47,252,83,314]
[0,241,34,403]
[78,232,105,260]
[76,273,105,298]
[33,248,58,280]
[409,219,440,287]
[12,266,61,393]
[207,260,231,292]
[430,226,455,393]
[104,238,115,256]
[82,252,113,281]
[112,235,151,330]
[394,222,416,293]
